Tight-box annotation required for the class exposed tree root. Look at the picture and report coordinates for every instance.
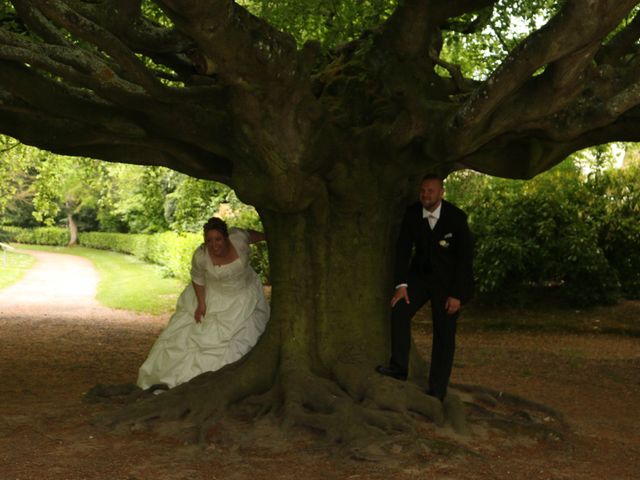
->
[87,347,568,455]
[450,382,567,440]
[452,383,565,421]
[89,327,281,443]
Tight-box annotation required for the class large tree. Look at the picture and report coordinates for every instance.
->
[1,0,638,448]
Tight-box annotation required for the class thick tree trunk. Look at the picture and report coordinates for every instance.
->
[261,204,392,375]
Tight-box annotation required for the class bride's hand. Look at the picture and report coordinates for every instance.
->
[194,304,206,323]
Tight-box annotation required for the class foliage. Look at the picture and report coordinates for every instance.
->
[1,138,265,239]
[441,0,562,80]
[30,155,106,230]
[80,228,269,284]
[240,0,396,48]
[590,157,640,299]
[446,150,640,307]
[104,165,173,233]
[3,225,70,246]
[0,136,38,226]
[0,139,109,231]
[166,176,234,233]
[2,137,269,281]
[78,230,201,282]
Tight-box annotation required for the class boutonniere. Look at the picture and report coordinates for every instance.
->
[439,239,450,248]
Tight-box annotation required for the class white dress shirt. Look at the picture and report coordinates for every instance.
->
[422,202,442,230]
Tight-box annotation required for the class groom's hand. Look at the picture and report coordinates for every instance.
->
[445,296,461,315]
[391,286,410,307]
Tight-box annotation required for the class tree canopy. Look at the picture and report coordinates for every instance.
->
[1,1,639,202]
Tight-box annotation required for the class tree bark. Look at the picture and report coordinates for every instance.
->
[67,212,78,247]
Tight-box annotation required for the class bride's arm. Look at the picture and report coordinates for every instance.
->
[193,282,206,323]
[246,229,266,244]
[190,247,207,323]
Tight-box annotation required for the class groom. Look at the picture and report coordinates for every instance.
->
[377,173,474,401]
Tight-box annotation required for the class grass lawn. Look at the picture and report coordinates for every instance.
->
[14,244,183,315]
[0,249,37,290]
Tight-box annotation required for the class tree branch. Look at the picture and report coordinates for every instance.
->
[464,40,601,148]
[597,9,640,65]
[32,0,168,96]
[0,27,160,108]
[61,1,198,81]
[0,94,232,182]
[428,52,478,93]
[10,0,72,46]
[0,58,233,181]
[454,0,638,133]
[155,0,298,86]
[467,35,640,152]
[458,110,640,179]
[379,0,434,57]
[380,0,497,57]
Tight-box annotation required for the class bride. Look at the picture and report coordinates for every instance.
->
[137,217,270,390]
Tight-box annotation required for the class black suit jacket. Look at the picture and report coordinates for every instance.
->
[394,199,474,303]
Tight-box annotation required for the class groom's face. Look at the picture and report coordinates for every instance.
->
[419,179,444,211]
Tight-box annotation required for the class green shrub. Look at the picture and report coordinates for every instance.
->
[2,226,70,246]
[78,231,202,282]
[447,162,621,307]
[591,163,640,299]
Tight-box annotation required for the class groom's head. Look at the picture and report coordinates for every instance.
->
[419,174,444,211]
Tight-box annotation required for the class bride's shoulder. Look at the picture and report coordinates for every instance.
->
[192,243,207,259]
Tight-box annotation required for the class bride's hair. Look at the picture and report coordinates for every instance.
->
[203,217,229,239]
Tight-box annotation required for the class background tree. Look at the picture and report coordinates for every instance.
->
[2,0,640,448]
[0,136,38,226]
[29,155,109,243]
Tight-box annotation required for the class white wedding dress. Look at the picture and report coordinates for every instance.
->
[137,228,270,390]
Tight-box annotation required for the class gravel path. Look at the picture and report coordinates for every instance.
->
[0,249,143,320]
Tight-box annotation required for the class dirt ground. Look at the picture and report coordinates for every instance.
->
[0,250,638,480]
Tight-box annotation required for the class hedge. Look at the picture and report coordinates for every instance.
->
[78,230,202,282]
[1,226,70,246]
[1,226,269,284]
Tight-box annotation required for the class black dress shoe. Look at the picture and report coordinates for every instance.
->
[375,365,407,381]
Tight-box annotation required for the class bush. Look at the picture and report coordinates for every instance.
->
[591,163,640,299]
[78,231,202,282]
[78,230,269,283]
[2,226,70,246]
[446,162,621,307]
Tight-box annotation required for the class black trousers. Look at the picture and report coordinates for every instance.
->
[390,273,458,400]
